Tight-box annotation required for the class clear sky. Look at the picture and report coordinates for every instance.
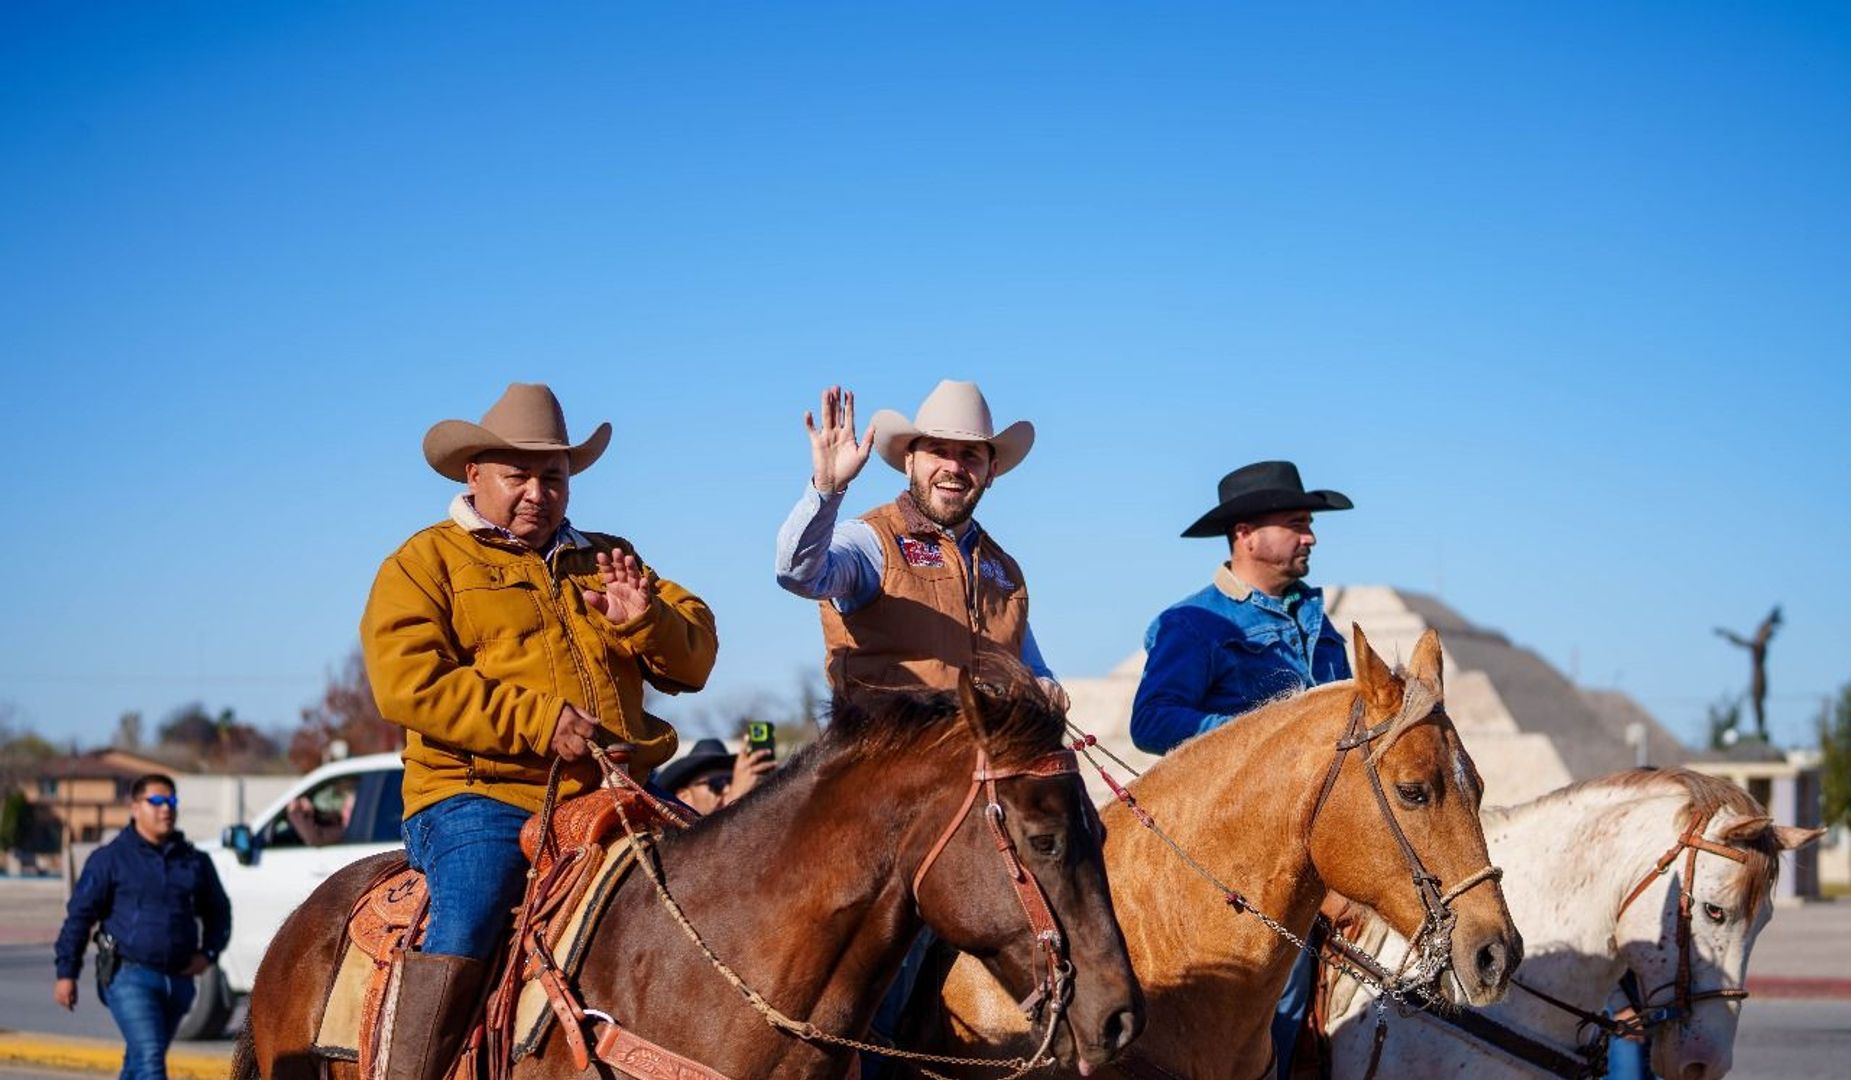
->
[2,3,1846,751]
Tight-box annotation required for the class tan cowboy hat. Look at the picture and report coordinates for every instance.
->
[870,380,1035,477]
[422,382,613,483]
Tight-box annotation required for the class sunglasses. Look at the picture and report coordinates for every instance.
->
[144,794,179,809]
[698,775,731,796]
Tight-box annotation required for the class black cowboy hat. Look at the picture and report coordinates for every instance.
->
[1181,460,1354,538]
[654,738,735,793]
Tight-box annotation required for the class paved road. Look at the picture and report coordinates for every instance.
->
[4,941,1846,1076]
[0,945,234,1046]
[1729,998,1851,1080]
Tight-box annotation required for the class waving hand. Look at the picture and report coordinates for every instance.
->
[804,385,875,495]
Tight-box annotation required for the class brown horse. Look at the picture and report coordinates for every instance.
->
[238,679,1143,1078]
[936,626,1523,1078]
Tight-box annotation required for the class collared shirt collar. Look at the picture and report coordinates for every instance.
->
[1213,563,1309,611]
[449,493,588,561]
[1214,562,1255,602]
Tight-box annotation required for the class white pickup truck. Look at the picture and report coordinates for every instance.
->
[184,753,406,1038]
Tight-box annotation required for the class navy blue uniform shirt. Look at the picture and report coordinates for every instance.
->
[54,825,232,980]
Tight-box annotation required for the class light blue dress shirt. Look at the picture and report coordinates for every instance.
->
[774,482,1055,680]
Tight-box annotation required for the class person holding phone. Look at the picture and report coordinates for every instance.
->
[655,736,774,815]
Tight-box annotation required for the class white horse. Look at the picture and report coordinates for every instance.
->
[1323,768,1822,1080]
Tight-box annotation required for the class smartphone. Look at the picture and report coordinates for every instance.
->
[745,721,776,761]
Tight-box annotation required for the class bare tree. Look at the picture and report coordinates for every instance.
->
[291,649,401,771]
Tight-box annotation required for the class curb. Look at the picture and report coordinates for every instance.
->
[1746,975,1851,1000]
[0,1031,231,1078]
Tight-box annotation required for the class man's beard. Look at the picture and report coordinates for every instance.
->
[909,472,984,529]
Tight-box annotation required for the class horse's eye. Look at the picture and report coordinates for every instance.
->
[1395,783,1431,808]
[1702,902,1728,925]
[1029,833,1062,858]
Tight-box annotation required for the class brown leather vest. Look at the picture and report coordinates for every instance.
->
[819,494,1030,694]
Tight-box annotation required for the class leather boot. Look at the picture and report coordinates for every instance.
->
[383,951,486,1080]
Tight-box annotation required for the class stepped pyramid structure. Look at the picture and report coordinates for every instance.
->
[1064,585,1686,807]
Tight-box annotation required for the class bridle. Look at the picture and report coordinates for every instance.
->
[1063,691,1505,1080]
[911,746,1084,1029]
[1609,804,1752,1026]
[1346,802,1755,1079]
[580,739,1091,1080]
[1310,696,1504,997]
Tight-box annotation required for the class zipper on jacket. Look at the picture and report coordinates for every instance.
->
[543,551,603,728]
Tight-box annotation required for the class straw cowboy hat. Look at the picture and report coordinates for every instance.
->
[1181,460,1353,538]
[870,380,1035,477]
[423,383,612,483]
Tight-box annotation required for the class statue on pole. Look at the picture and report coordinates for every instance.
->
[1715,605,1782,742]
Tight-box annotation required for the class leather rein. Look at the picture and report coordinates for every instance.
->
[911,747,1083,1029]
[1353,803,1754,1079]
[580,742,1085,1080]
[1609,805,1753,1025]
[1310,696,1504,998]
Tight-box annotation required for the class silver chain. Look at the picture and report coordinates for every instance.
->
[1064,725,1450,1012]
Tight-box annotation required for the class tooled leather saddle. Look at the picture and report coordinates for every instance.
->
[319,778,692,1079]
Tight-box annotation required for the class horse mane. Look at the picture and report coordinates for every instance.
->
[1365,671,1443,765]
[1555,767,1784,917]
[668,685,1063,840]
[819,685,1066,768]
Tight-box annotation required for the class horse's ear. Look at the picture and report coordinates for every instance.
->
[956,670,990,743]
[1407,629,1444,695]
[1351,622,1403,719]
[1774,824,1826,851]
[1718,815,1773,844]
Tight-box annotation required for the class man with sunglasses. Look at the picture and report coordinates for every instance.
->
[54,774,232,1080]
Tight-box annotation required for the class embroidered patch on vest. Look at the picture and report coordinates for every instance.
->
[898,536,946,568]
[979,559,1018,591]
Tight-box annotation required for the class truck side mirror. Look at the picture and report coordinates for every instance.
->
[222,824,256,867]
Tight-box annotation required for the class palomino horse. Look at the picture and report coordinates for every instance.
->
[237,678,1143,1079]
[1324,767,1824,1080]
[937,625,1521,1077]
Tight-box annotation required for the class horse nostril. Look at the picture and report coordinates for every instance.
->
[1680,1064,1709,1080]
[1475,940,1508,987]
[1100,1006,1141,1054]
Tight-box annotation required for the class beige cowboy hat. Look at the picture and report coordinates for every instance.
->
[870,380,1035,477]
[422,382,613,483]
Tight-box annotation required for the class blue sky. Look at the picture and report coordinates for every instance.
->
[2,3,1846,750]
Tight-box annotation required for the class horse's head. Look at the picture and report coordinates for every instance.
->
[908,674,1144,1074]
[1611,776,1823,1080]
[1306,624,1522,1007]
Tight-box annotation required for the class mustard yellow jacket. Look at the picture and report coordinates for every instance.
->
[361,502,718,818]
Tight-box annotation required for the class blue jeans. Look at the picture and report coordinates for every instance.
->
[1604,1033,1649,1078]
[403,794,532,961]
[106,962,196,1080]
[1270,925,1324,1079]
[862,930,936,1078]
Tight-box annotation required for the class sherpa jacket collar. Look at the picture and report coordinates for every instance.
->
[448,493,589,559]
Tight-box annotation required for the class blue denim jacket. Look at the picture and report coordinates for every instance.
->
[55,826,231,979]
[1130,565,1351,755]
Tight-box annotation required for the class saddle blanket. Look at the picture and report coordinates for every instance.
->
[312,836,643,1066]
